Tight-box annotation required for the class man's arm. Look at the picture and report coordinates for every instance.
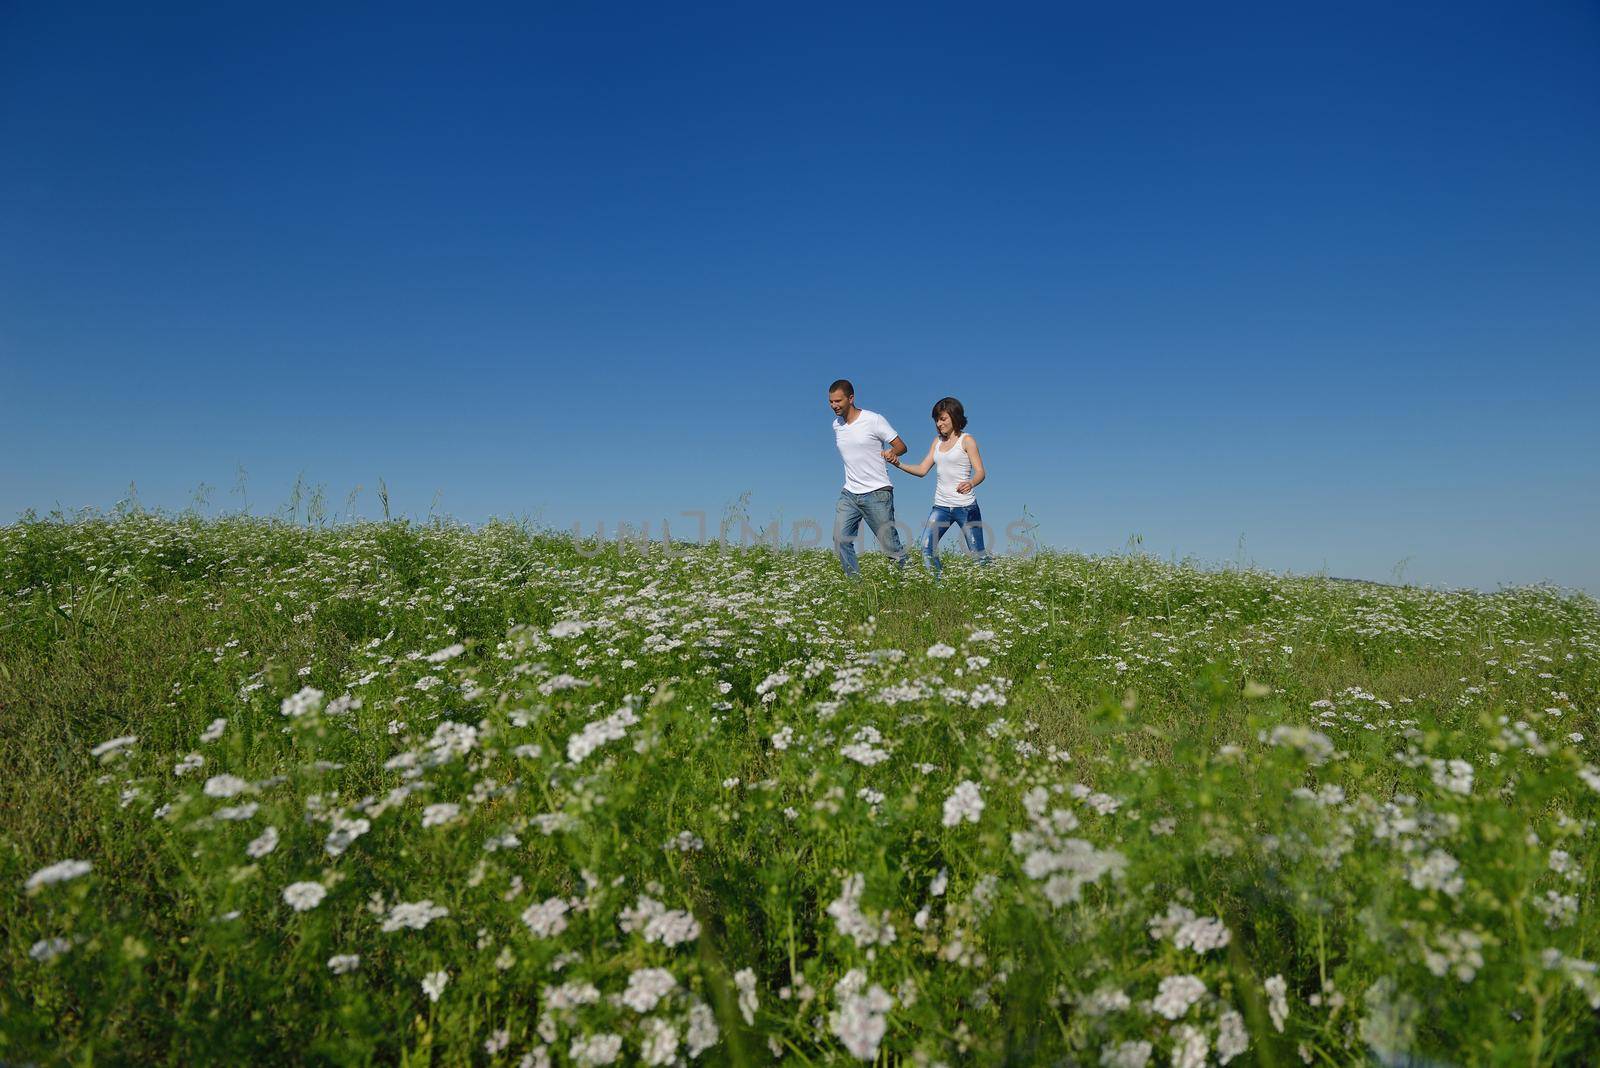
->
[887,435,908,458]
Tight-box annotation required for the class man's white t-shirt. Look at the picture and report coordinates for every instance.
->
[833,409,899,493]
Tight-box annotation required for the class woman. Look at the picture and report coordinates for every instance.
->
[884,396,991,575]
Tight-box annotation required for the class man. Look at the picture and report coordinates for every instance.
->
[828,379,909,577]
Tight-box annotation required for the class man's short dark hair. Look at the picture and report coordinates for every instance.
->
[828,379,854,397]
[932,396,967,433]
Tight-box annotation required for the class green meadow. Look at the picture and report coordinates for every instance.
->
[3,514,1597,1066]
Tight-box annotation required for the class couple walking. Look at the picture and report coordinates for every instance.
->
[829,378,991,578]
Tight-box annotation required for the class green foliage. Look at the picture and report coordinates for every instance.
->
[1,515,1597,1066]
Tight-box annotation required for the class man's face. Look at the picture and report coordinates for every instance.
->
[828,389,852,417]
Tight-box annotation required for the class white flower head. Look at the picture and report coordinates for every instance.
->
[280,686,325,718]
[620,967,677,1012]
[734,967,759,1025]
[1151,974,1207,1020]
[941,780,984,827]
[685,1001,720,1057]
[569,1033,622,1066]
[383,899,450,932]
[1100,1040,1152,1068]
[421,969,450,1002]
[421,802,461,828]
[203,774,250,799]
[246,826,280,858]
[90,735,139,761]
[1264,974,1289,1032]
[25,859,92,892]
[643,909,701,947]
[521,897,571,938]
[282,881,327,912]
[30,936,74,962]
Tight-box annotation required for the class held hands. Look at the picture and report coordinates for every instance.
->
[881,450,901,466]
[956,480,973,494]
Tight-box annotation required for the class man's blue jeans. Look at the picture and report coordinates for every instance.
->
[834,487,907,577]
[922,503,992,575]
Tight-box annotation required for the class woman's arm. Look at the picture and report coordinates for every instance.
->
[956,435,986,494]
[886,440,936,477]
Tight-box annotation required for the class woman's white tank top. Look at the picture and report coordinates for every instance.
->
[933,433,976,507]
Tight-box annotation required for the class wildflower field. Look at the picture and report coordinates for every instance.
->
[3,515,1598,1066]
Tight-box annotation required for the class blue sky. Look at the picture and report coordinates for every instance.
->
[3,1,1597,592]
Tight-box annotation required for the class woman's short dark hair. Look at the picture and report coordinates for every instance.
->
[931,396,967,433]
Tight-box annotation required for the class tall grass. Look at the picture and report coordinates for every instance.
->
[2,514,1596,1065]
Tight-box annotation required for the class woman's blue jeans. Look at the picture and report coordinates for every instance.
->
[922,503,992,575]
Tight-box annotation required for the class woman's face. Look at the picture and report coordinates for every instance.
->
[934,411,954,436]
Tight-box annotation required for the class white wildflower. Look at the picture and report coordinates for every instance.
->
[29,937,73,962]
[421,803,461,828]
[570,1033,622,1066]
[566,706,639,764]
[685,1000,720,1057]
[1406,849,1465,896]
[827,873,897,948]
[1078,986,1132,1016]
[383,899,450,932]
[203,774,250,798]
[735,967,759,1025]
[1173,916,1232,954]
[280,686,325,718]
[828,970,893,1061]
[90,734,138,760]
[421,969,449,1002]
[1265,725,1335,765]
[1099,1040,1152,1068]
[1170,1024,1209,1068]
[1536,890,1579,928]
[25,859,92,892]
[1151,974,1207,1020]
[639,1018,680,1066]
[941,780,984,827]
[522,897,571,938]
[324,815,371,857]
[1216,1007,1249,1063]
[620,967,677,1012]
[328,953,361,974]
[246,826,280,858]
[1429,758,1474,796]
[282,881,327,912]
[644,909,701,947]
[1265,974,1289,1032]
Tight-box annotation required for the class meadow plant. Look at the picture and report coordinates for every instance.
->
[1,514,1597,1064]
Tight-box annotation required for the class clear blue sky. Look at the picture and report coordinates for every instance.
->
[3,1,1597,592]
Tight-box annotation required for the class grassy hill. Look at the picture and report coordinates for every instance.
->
[3,514,1597,1065]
